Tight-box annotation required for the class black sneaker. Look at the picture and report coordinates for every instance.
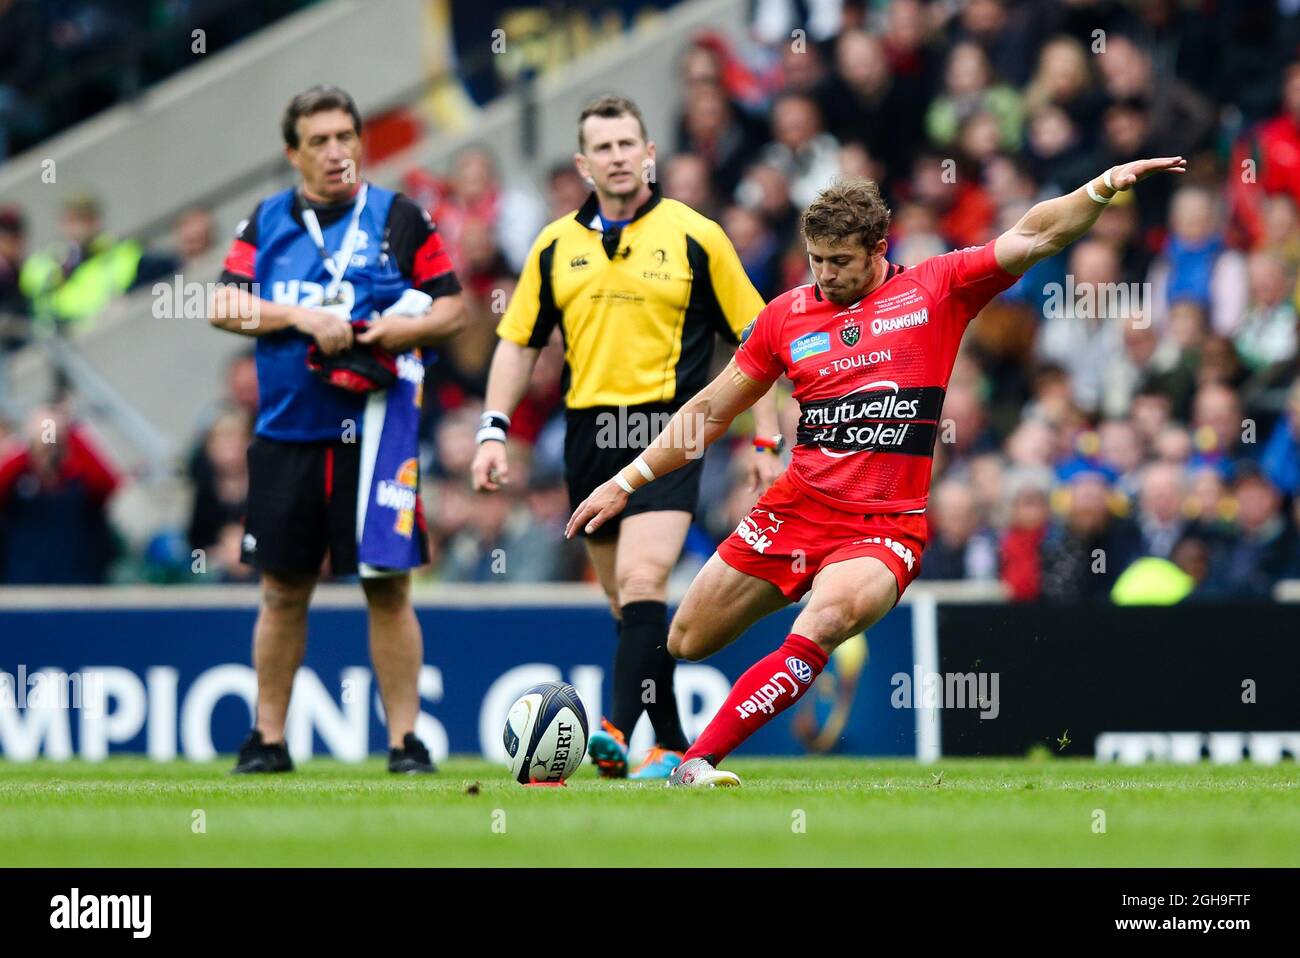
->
[231,729,294,774]
[388,732,436,774]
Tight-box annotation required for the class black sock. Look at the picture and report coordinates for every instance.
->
[612,600,689,752]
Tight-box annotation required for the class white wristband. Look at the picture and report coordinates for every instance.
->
[1086,182,1112,205]
[476,426,507,444]
[1103,168,1116,192]
[632,455,656,482]
[613,472,634,494]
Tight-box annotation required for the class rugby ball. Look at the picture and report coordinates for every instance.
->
[502,681,589,784]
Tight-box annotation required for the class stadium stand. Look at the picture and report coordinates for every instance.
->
[0,0,1298,603]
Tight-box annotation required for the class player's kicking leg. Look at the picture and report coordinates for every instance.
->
[668,555,898,787]
[660,553,792,786]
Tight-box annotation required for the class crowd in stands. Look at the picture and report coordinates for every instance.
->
[0,0,319,159]
[2,0,1300,603]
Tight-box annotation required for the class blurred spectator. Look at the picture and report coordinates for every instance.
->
[822,29,925,189]
[945,0,1039,89]
[1260,379,1300,496]
[1206,465,1298,597]
[1233,251,1298,372]
[1186,463,1235,532]
[676,81,762,198]
[663,153,719,219]
[0,0,44,159]
[890,201,948,267]
[999,468,1052,601]
[921,479,998,580]
[1040,472,1141,602]
[1098,98,1168,231]
[1229,62,1300,247]
[0,206,30,356]
[1190,382,1246,470]
[135,206,216,285]
[1096,34,1216,158]
[189,349,257,450]
[438,474,580,583]
[205,521,257,584]
[749,0,844,45]
[0,406,120,584]
[546,164,589,220]
[404,146,544,275]
[759,93,841,208]
[1022,36,1105,149]
[1149,186,1248,336]
[18,194,143,333]
[721,204,781,301]
[1024,103,1097,194]
[1135,460,1189,559]
[1037,239,1126,414]
[910,149,996,248]
[1258,193,1300,278]
[1097,419,1144,494]
[734,161,799,242]
[187,409,249,554]
[1090,193,1149,286]
[1100,321,1195,422]
[925,41,1022,153]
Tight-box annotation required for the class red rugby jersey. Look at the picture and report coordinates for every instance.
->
[734,240,1017,513]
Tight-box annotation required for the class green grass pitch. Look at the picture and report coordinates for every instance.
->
[2,757,1297,867]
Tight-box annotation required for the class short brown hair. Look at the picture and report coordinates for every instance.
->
[577,94,648,151]
[282,85,362,149]
[800,177,892,250]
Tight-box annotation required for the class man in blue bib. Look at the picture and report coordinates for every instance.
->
[209,86,464,775]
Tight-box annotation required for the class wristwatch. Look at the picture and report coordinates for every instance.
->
[753,434,785,455]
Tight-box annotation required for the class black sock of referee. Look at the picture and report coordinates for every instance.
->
[613,600,689,753]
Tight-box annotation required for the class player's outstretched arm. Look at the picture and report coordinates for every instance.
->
[993,157,1187,276]
[564,359,773,538]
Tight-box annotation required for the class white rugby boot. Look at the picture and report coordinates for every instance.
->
[667,756,741,788]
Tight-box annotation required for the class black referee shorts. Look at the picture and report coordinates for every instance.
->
[241,436,429,577]
[564,403,703,540]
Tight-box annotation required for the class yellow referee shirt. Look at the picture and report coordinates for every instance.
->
[497,186,765,409]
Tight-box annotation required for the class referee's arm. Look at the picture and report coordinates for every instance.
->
[473,231,559,491]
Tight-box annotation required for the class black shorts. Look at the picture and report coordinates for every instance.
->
[242,436,428,577]
[564,404,703,540]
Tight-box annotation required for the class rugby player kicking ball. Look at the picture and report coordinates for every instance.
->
[566,157,1186,786]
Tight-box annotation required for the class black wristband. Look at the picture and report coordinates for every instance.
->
[476,411,511,445]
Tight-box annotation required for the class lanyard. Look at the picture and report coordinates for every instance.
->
[299,182,368,302]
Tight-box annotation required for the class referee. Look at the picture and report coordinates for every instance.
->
[471,95,781,779]
[209,86,465,774]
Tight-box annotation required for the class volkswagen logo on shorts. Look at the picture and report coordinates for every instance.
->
[786,657,814,684]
